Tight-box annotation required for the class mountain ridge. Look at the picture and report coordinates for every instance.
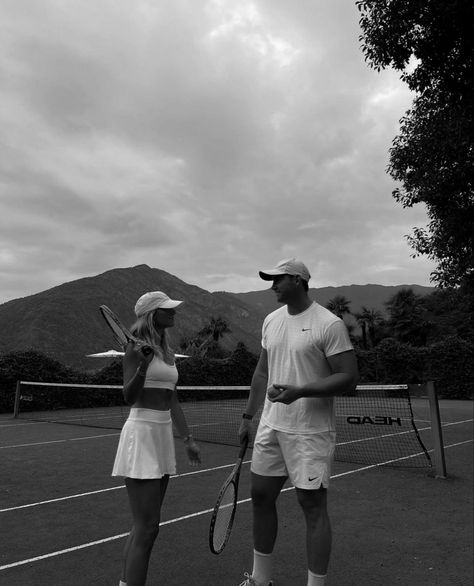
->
[0,265,434,370]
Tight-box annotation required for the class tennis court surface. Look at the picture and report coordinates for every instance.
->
[1,390,472,585]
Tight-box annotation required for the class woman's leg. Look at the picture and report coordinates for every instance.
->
[121,476,170,582]
[123,475,170,586]
[121,526,134,583]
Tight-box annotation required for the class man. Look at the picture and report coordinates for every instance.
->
[238,258,359,586]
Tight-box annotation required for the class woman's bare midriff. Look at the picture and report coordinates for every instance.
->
[133,387,174,410]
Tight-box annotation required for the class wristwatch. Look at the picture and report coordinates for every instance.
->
[242,413,253,420]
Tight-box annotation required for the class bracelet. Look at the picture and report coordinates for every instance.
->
[183,434,194,443]
[242,413,253,420]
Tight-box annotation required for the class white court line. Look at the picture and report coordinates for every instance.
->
[0,430,440,513]
[338,418,473,446]
[0,464,234,514]
[2,418,472,451]
[0,439,472,572]
[0,420,50,429]
[2,419,472,510]
[0,432,120,450]
[437,419,473,427]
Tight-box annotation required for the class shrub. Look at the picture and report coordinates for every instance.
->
[354,337,474,399]
[424,336,474,399]
[0,350,86,412]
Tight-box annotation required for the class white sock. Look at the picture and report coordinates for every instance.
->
[252,549,273,585]
[119,581,127,586]
[308,569,327,586]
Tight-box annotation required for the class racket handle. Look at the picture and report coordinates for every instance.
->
[238,434,249,457]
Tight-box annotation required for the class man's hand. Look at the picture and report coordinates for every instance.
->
[267,384,300,404]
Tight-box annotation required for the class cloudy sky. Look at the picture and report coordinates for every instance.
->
[0,0,436,304]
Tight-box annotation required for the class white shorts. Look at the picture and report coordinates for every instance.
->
[251,421,336,489]
[112,408,176,479]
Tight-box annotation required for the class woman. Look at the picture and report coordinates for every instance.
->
[112,291,201,586]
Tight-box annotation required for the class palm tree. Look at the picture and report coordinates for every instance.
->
[184,317,232,358]
[326,295,352,319]
[203,317,231,342]
[354,311,369,349]
[355,306,384,348]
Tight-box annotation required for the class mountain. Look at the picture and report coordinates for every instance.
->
[217,283,435,336]
[0,265,266,371]
[0,265,434,371]
[227,283,435,319]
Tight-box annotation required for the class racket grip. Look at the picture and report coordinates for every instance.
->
[239,434,249,457]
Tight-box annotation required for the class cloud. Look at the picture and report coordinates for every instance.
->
[0,0,436,303]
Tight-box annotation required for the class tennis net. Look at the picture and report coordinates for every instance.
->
[13,381,436,469]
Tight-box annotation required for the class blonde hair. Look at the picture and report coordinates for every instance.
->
[130,311,175,365]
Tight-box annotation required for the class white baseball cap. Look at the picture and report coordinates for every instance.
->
[134,291,183,316]
[259,257,311,282]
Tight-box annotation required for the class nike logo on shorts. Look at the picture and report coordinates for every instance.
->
[301,328,311,331]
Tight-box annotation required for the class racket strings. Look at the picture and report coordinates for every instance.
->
[212,482,236,551]
[108,321,129,348]
[100,307,131,349]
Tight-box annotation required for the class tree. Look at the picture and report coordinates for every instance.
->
[354,306,385,348]
[354,312,368,349]
[385,288,432,346]
[201,317,231,343]
[180,317,231,358]
[326,295,352,319]
[357,0,474,288]
[422,287,474,343]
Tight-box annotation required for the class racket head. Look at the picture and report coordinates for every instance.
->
[209,436,249,555]
[99,305,137,350]
[209,478,237,554]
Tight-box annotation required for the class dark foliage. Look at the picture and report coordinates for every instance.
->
[357,336,473,399]
[0,343,260,413]
[357,0,474,288]
[2,329,472,416]
[177,342,258,387]
[0,349,88,412]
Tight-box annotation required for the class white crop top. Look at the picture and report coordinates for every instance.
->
[143,354,179,389]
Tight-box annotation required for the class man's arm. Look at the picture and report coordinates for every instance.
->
[246,348,269,415]
[238,349,268,441]
[268,350,359,404]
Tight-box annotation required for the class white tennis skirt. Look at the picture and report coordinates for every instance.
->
[112,408,176,479]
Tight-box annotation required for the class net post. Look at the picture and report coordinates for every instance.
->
[13,380,21,418]
[426,380,447,479]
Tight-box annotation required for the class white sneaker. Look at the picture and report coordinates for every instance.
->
[238,572,273,586]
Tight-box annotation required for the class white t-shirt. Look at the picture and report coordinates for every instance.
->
[261,301,353,433]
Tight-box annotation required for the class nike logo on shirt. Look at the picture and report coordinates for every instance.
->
[308,476,318,481]
[301,328,311,331]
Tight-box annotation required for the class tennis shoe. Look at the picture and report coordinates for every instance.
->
[239,573,273,586]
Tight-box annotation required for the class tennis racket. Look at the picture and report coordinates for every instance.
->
[99,305,152,354]
[209,435,249,554]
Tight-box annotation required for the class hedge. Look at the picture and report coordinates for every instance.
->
[1,337,472,414]
[357,336,474,399]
